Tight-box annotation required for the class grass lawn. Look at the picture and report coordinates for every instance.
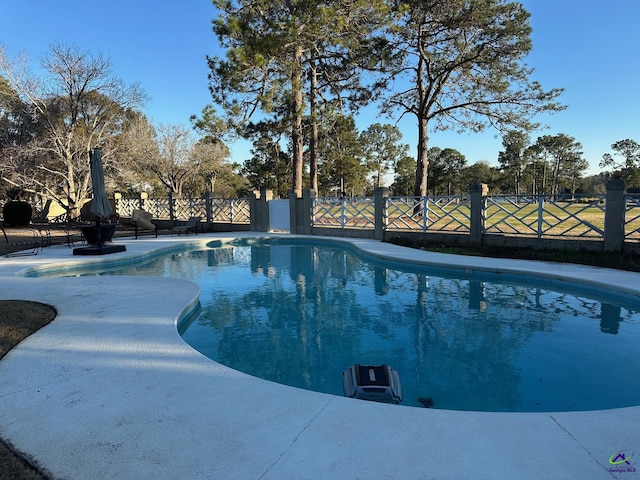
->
[0,300,55,480]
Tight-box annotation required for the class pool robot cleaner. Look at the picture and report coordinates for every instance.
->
[342,364,403,404]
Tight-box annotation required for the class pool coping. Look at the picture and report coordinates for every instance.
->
[0,233,638,479]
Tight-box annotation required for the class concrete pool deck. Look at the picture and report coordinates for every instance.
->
[0,233,638,479]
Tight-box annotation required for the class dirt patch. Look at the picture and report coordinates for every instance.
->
[0,300,56,480]
[0,301,57,359]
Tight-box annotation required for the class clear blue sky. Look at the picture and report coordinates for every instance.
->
[1,0,638,175]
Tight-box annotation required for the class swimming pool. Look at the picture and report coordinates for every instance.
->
[32,238,640,412]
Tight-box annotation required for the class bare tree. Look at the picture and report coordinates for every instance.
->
[190,140,231,195]
[134,124,200,197]
[112,114,162,193]
[0,43,147,217]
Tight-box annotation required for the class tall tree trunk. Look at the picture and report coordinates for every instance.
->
[414,117,429,197]
[292,45,304,197]
[66,144,80,218]
[552,157,561,196]
[309,60,319,193]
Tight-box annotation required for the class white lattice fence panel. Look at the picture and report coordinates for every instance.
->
[385,196,470,232]
[142,199,172,219]
[210,198,250,223]
[485,195,605,239]
[313,197,343,227]
[539,196,605,238]
[115,199,139,218]
[174,199,207,220]
[625,195,640,240]
[385,197,425,231]
[313,197,374,229]
[484,196,539,236]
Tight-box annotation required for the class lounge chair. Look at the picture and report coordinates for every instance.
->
[173,216,202,235]
[131,209,158,239]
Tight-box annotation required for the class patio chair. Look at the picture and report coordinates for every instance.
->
[64,225,84,248]
[131,209,158,239]
[1,222,44,256]
[173,216,202,235]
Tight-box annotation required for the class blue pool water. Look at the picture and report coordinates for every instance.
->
[35,239,640,412]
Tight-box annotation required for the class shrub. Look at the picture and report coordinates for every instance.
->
[2,200,32,226]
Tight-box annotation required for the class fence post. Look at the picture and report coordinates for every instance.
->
[470,183,488,247]
[537,195,544,239]
[249,191,258,231]
[604,179,626,252]
[422,197,429,232]
[205,191,212,231]
[260,189,272,232]
[114,192,122,218]
[288,190,300,234]
[302,189,316,235]
[249,189,272,232]
[374,187,390,241]
[168,191,175,224]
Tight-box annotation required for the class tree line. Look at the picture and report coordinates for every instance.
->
[239,121,636,197]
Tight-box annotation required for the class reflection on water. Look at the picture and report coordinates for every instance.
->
[177,242,640,412]
[57,240,640,411]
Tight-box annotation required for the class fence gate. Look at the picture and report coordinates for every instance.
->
[269,199,290,232]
